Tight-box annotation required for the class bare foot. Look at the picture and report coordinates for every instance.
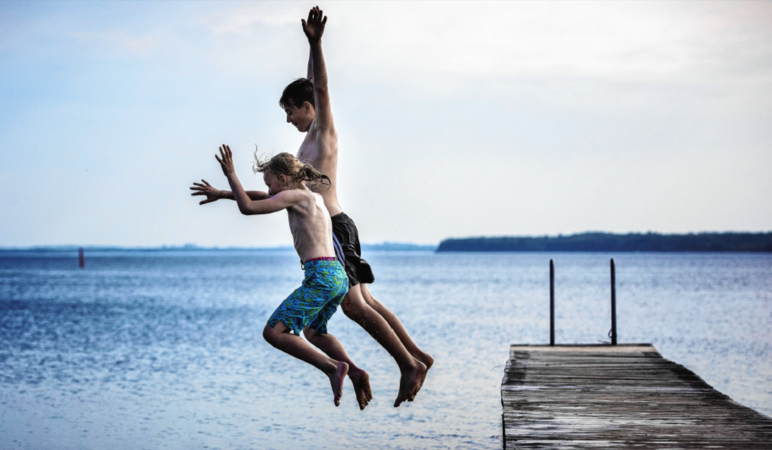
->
[393,362,427,407]
[416,351,434,371]
[412,352,434,396]
[327,361,349,407]
[348,368,372,410]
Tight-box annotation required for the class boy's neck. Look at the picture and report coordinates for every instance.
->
[284,181,306,191]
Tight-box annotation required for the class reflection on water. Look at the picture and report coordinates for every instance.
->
[1,251,770,449]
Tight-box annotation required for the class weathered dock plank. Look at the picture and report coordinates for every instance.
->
[501,344,772,449]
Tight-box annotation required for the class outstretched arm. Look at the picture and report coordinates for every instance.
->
[190,180,269,205]
[215,145,301,215]
[302,7,333,130]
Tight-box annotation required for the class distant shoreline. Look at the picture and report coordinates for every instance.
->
[4,232,772,253]
[0,242,438,253]
[437,232,772,252]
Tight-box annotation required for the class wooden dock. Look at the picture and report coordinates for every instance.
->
[501,344,772,449]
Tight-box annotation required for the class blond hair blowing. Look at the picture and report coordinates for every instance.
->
[252,150,331,190]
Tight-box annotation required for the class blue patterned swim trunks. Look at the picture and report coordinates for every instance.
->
[266,259,349,335]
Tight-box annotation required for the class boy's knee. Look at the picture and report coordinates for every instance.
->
[341,288,366,318]
[341,298,366,320]
[263,324,278,343]
[340,298,355,316]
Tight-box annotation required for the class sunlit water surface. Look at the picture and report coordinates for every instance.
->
[1,251,770,449]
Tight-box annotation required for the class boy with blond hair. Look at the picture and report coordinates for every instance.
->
[195,145,368,408]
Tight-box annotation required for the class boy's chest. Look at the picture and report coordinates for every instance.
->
[286,207,314,249]
[297,148,318,167]
[297,133,336,178]
[297,131,319,163]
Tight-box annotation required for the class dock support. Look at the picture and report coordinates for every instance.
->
[549,259,554,346]
[610,258,616,345]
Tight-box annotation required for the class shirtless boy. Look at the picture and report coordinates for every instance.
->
[281,6,433,407]
[195,145,367,408]
[192,6,432,407]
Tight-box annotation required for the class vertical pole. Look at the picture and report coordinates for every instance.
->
[610,258,617,345]
[78,247,85,269]
[550,259,555,346]
[502,414,506,447]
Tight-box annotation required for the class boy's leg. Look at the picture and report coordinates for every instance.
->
[332,212,426,406]
[303,327,372,410]
[263,321,348,406]
[360,284,434,370]
[340,285,426,407]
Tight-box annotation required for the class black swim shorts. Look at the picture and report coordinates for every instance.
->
[331,212,375,287]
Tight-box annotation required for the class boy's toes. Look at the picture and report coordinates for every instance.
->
[394,391,409,407]
[350,370,371,411]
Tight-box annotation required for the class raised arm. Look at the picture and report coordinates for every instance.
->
[302,7,333,130]
[306,48,313,82]
[215,145,301,215]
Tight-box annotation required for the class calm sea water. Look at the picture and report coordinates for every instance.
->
[1,251,770,449]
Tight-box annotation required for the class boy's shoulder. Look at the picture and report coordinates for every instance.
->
[309,116,337,138]
[278,187,317,206]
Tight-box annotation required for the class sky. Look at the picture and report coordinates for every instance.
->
[1,1,771,247]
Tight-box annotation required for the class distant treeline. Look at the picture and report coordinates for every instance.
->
[0,242,436,253]
[437,232,772,252]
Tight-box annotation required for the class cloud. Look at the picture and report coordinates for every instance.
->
[72,30,161,54]
[201,3,300,35]
[185,2,772,113]
[318,2,772,114]
[2,1,771,246]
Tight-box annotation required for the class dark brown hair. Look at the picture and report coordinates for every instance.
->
[279,78,314,109]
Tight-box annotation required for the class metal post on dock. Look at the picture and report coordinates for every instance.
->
[610,258,617,345]
[549,259,555,346]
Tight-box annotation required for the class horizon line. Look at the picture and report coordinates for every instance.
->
[3,230,772,251]
[0,242,439,251]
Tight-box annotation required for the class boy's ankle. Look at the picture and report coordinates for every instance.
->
[347,365,364,376]
[326,360,347,374]
[400,359,422,372]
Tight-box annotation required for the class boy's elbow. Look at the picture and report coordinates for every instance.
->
[240,205,266,216]
[314,84,328,95]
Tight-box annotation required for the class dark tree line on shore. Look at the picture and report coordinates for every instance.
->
[437,232,772,252]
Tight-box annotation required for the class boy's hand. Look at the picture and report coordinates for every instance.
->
[302,6,326,42]
[190,179,222,205]
[215,145,236,177]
